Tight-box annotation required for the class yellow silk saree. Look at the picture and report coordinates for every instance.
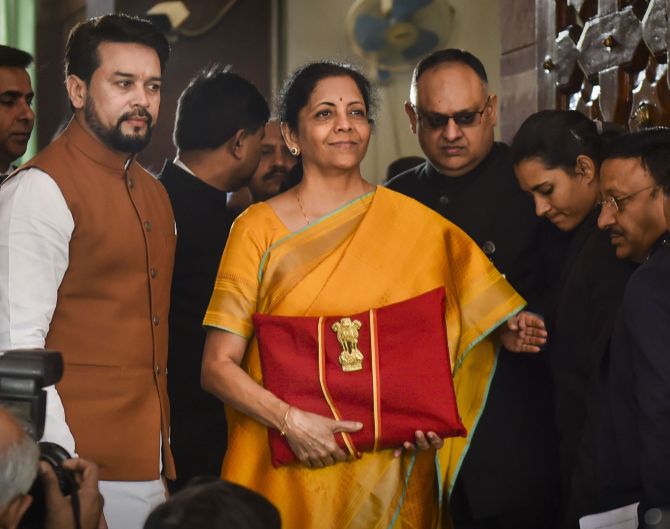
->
[203,186,524,529]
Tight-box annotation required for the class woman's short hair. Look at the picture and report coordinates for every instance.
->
[510,110,608,174]
[277,60,376,132]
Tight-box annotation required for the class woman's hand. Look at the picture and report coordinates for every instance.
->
[393,431,444,457]
[500,311,547,353]
[283,407,362,468]
[202,331,360,470]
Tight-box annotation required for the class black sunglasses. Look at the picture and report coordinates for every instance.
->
[413,96,492,130]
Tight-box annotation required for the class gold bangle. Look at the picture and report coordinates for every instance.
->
[279,405,291,437]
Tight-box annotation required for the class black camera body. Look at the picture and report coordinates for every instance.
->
[0,349,77,486]
[0,349,63,440]
[0,349,79,528]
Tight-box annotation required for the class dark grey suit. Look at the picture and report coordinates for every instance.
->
[597,234,670,528]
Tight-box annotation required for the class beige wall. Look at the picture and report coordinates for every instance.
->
[283,0,501,183]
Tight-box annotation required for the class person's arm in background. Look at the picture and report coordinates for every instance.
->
[0,168,76,454]
[500,311,547,353]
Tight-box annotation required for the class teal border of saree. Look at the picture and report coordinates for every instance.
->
[257,190,375,283]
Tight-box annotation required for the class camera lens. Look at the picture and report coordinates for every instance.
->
[39,442,78,496]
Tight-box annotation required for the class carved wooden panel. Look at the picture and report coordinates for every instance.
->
[537,0,670,130]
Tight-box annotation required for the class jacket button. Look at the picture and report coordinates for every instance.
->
[144,221,152,232]
[153,315,160,326]
[128,178,135,189]
[482,240,496,256]
[154,363,160,374]
[439,195,450,206]
[150,267,157,278]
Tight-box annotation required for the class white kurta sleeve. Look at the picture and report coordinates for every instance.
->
[0,167,76,454]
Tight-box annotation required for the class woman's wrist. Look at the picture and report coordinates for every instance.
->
[279,404,291,437]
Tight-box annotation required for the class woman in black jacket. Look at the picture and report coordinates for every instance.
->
[511,111,636,528]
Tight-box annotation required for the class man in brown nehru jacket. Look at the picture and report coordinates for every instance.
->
[0,14,174,529]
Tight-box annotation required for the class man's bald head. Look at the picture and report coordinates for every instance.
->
[409,48,488,106]
[405,51,497,176]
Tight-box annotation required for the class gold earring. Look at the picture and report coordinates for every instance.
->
[290,147,300,156]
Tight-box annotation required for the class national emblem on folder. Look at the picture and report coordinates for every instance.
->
[253,287,466,467]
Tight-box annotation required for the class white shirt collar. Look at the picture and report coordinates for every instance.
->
[173,156,195,177]
[172,156,234,204]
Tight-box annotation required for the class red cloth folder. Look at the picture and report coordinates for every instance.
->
[253,287,466,467]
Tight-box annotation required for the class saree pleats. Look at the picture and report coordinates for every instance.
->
[205,187,524,528]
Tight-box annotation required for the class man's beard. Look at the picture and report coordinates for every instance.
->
[84,98,154,154]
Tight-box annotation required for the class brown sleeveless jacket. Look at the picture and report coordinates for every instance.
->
[19,118,176,480]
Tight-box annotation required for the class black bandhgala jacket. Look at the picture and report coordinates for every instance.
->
[387,142,563,519]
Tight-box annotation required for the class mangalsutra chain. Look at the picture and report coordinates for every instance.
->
[295,188,311,225]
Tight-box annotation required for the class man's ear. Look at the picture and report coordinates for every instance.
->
[1,494,33,529]
[488,94,498,127]
[65,75,87,111]
[404,102,417,134]
[230,129,247,160]
[575,154,597,185]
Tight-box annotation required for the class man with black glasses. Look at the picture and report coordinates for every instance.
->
[387,49,560,528]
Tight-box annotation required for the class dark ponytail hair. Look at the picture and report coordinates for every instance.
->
[511,110,611,175]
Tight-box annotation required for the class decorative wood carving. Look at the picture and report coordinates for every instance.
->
[554,26,582,91]
[577,6,643,77]
[641,0,667,54]
[537,0,670,130]
[630,57,670,129]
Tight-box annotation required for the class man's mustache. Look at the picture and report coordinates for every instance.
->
[117,108,153,128]
[262,167,289,181]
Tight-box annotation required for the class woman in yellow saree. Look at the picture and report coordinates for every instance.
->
[201,62,545,529]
